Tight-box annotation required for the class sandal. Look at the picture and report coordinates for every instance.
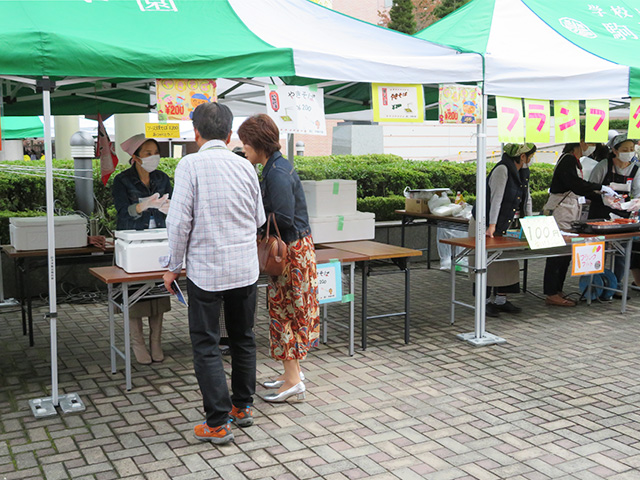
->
[545,294,577,307]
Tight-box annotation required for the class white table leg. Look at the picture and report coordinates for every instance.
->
[108,284,116,374]
[123,285,132,391]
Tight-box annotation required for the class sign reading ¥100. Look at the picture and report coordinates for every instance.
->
[520,216,566,250]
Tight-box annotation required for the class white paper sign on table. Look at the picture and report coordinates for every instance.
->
[265,85,326,135]
[519,216,566,250]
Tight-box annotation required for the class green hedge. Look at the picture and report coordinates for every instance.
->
[0,155,554,231]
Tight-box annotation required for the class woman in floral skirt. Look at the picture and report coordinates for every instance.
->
[238,114,319,403]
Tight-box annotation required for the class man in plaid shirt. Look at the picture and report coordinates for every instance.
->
[163,102,265,444]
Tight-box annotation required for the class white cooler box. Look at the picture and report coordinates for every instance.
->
[302,180,357,217]
[309,212,375,244]
[115,229,170,273]
[9,215,87,251]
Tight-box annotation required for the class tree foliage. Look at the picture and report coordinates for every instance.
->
[388,0,417,34]
[432,0,472,20]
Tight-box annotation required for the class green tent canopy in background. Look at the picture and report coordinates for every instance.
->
[415,0,640,99]
[0,0,482,117]
[1,116,43,139]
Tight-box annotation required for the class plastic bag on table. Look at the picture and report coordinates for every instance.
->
[431,203,463,217]
[437,227,469,272]
[428,192,451,212]
[453,203,473,220]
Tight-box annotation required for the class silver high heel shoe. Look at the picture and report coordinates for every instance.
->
[262,381,306,403]
[262,371,305,389]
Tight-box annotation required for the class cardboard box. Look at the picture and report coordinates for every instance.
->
[405,198,430,214]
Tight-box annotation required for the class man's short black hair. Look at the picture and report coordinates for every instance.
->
[192,102,233,141]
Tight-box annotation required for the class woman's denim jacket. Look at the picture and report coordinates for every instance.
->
[261,152,311,244]
[112,165,172,230]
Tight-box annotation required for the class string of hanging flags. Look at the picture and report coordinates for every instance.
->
[496,97,640,143]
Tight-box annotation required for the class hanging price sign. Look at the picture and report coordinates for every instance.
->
[317,262,342,304]
[585,99,609,143]
[496,96,524,143]
[571,241,605,276]
[554,100,580,143]
[524,99,550,143]
[628,98,640,139]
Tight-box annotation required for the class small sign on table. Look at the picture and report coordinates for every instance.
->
[520,216,565,250]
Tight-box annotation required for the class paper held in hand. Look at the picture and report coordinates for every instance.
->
[520,216,566,250]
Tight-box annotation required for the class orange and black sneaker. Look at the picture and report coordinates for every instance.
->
[193,421,234,444]
[230,405,254,427]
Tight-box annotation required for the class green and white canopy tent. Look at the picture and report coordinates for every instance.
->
[416,0,640,345]
[1,116,43,139]
[0,0,483,413]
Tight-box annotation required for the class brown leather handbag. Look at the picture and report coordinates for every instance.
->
[257,213,288,276]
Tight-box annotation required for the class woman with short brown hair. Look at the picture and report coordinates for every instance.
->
[238,114,319,403]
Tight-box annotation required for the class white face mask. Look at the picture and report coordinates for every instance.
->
[140,154,160,172]
[582,145,596,157]
[618,152,636,163]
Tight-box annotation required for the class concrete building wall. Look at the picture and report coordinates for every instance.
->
[332,0,390,24]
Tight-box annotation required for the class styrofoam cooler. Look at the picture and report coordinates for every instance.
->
[115,229,170,273]
[302,180,357,217]
[308,212,375,243]
[9,215,87,251]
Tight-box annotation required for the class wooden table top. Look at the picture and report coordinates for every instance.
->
[315,248,369,264]
[89,266,186,285]
[440,231,640,251]
[395,210,470,224]
[2,240,114,258]
[317,241,422,260]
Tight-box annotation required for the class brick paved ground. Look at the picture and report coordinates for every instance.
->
[2,259,640,480]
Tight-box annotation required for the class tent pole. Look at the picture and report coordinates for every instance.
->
[29,78,86,417]
[457,87,505,347]
[287,133,295,164]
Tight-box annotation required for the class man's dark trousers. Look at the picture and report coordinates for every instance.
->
[187,278,257,428]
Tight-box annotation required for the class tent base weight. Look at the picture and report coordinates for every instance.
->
[457,332,506,346]
[29,398,57,418]
[59,393,86,414]
[0,298,19,307]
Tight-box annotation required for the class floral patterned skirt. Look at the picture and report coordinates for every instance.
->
[268,235,320,361]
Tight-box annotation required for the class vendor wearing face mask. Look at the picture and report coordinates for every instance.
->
[112,134,173,365]
[588,134,639,220]
[542,131,616,307]
[470,143,536,317]
[588,134,639,289]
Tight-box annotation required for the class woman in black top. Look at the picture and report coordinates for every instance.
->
[238,114,319,404]
[112,134,172,364]
[542,136,614,306]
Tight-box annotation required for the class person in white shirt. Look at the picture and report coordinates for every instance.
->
[163,102,266,445]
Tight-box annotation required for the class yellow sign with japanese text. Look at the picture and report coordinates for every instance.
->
[372,84,424,123]
[628,98,640,139]
[145,123,180,138]
[554,100,580,143]
[524,99,550,143]
[496,96,524,143]
[585,99,609,143]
